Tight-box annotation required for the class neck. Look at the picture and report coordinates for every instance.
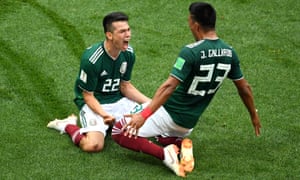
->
[198,31,218,40]
[104,40,120,60]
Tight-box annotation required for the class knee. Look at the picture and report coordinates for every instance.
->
[81,142,104,153]
[79,133,105,153]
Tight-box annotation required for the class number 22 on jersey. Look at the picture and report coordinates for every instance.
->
[102,79,120,92]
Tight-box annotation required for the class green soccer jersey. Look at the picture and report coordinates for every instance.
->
[164,39,243,129]
[74,41,135,110]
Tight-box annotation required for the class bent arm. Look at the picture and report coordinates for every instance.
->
[82,90,110,117]
[82,90,115,124]
[120,81,151,104]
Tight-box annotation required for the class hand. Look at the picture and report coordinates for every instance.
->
[103,114,116,126]
[252,116,261,136]
[122,113,146,138]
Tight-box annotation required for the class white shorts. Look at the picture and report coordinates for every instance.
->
[79,97,138,136]
[126,103,193,138]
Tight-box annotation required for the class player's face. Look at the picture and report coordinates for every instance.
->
[110,21,131,51]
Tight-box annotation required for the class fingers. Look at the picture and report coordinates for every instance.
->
[252,118,261,137]
[255,126,261,136]
[126,124,139,138]
[121,116,131,132]
[128,125,137,138]
[122,120,139,138]
[255,129,259,136]
[254,123,261,136]
[121,123,129,133]
[121,114,144,138]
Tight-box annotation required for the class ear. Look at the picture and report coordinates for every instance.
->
[106,31,113,40]
[195,22,201,32]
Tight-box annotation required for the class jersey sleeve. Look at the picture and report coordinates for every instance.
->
[227,48,243,80]
[170,47,193,82]
[77,51,99,92]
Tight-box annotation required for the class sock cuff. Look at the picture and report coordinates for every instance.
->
[71,130,81,144]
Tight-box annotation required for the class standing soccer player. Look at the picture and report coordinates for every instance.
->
[112,2,261,177]
[47,12,150,152]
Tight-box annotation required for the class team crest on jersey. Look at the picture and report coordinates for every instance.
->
[120,62,127,75]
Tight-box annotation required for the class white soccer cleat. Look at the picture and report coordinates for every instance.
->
[163,144,186,177]
[180,138,195,173]
[47,114,78,134]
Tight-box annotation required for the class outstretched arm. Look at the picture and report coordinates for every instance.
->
[233,78,261,136]
[145,76,180,113]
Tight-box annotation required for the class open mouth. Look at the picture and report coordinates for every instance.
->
[120,39,130,51]
[122,40,129,50]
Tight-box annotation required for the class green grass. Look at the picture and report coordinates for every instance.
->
[1,0,299,179]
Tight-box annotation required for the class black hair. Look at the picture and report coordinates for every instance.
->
[189,2,216,30]
[102,12,129,33]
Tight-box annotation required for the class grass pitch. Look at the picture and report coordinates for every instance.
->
[1,0,299,179]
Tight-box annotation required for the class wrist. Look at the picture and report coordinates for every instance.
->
[101,113,111,118]
[140,107,153,120]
